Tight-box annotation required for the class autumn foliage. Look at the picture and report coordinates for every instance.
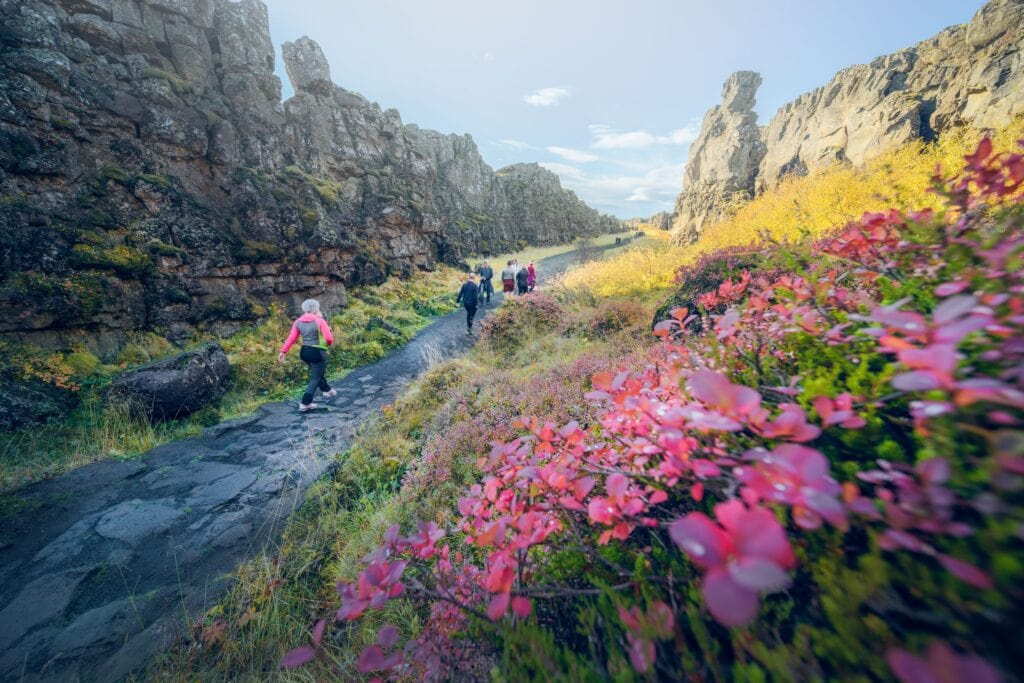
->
[284,138,1024,681]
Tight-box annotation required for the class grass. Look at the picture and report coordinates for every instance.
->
[467,232,624,269]
[0,267,465,492]
[150,291,655,679]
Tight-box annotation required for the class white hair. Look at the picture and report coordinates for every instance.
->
[301,299,320,314]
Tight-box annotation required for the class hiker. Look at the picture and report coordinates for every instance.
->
[501,260,515,293]
[527,261,536,292]
[278,298,337,412]
[456,272,480,334]
[476,260,494,304]
[516,264,529,295]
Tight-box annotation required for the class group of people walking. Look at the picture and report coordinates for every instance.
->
[456,258,537,334]
[281,257,539,411]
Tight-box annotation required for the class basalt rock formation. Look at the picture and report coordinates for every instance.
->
[0,0,616,355]
[671,0,1024,242]
[671,71,765,243]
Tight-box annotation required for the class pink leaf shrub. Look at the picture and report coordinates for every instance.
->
[280,137,1023,680]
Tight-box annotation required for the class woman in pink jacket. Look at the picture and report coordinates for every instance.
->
[278,299,337,411]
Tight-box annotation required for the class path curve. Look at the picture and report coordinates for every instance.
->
[0,245,614,681]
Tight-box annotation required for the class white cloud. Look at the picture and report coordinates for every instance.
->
[541,161,685,216]
[495,138,535,150]
[588,123,701,149]
[483,52,495,61]
[523,87,570,107]
[546,146,598,163]
[538,162,585,178]
[589,124,655,149]
[657,125,700,145]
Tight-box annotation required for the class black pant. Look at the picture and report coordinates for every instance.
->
[299,346,330,405]
[465,304,477,330]
[517,283,528,294]
[479,279,493,302]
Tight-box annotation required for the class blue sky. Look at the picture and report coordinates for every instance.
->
[262,0,984,218]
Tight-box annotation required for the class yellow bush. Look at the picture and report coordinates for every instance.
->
[564,119,1024,299]
[682,118,1024,257]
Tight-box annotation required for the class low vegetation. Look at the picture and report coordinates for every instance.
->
[157,131,1022,681]
[0,267,464,491]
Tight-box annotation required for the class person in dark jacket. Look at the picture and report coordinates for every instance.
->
[456,273,480,334]
[515,266,529,295]
[476,261,494,304]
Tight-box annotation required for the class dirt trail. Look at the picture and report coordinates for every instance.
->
[0,245,614,681]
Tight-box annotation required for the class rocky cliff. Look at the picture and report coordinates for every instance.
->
[0,0,615,354]
[623,211,671,231]
[671,0,1024,241]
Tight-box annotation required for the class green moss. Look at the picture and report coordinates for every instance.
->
[3,270,107,318]
[234,239,282,263]
[284,165,346,205]
[87,208,116,228]
[65,350,100,376]
[51,117,75,130]
[99,165,131,185]
[141,67,196,95]
[71,244,153,277]
[148,241,186,257]
[136,174,172,191]
[116,333,175,366]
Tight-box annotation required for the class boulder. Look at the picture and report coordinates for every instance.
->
[0,378,79,433]
[108,343,229,421]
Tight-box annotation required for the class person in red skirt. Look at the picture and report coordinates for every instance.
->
[500,260,515,293]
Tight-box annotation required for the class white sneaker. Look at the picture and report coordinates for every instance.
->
[321,389,338,399]
[298,402,320,412]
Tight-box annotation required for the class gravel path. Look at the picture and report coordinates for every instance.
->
[0,245,614,681]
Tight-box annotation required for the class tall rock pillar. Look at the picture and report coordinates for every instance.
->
[671,71,765,243]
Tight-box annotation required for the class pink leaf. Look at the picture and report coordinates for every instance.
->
[886,648,936,683]
[627,636,656,673]
[727,557,790,592]
[937,554,993,589]
[377,624,399,648]
[607,472,628,499]
[280,645,316,669]
[358,645,401,673]
[917,457,950,485]
[668,513,729,569]
[311,618,325,645]
[933,295,977,324]
[701,568,759,627]
[487,592,511,620]
[892,371,943,392]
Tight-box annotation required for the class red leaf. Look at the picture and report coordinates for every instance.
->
[511,596,532,618]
